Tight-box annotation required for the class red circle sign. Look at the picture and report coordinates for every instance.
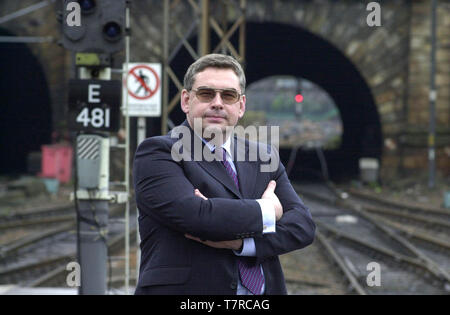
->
[124,65,160,100]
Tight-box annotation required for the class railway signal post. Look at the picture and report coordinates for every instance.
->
[60,0,128,294]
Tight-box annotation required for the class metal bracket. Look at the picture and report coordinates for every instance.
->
[76,53,111,67]
[70,190,128,203]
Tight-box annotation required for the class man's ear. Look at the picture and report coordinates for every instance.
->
[238,94,246,119]
[181,89,190,114]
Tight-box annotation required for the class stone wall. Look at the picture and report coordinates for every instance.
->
[0,0,448,177]
[242,0,413,179]
[403,0,450,176]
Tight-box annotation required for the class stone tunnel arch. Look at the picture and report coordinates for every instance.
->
[245,22,383,181]
[169,22,382,181]
[0,28,52,175]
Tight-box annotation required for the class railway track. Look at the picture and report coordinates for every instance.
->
[0,202,76,250]
[0,202,75,227]
[346,188,450,219]
[339,187,450,241]
[2,182,448,295]
[290,181,450,294]
[0,201,136,291]
[281,228,367,295]
[27,225,137,288]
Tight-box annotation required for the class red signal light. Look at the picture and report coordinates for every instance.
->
[295,94,304,103]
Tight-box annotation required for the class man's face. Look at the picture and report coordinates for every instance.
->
[181,67,246,141]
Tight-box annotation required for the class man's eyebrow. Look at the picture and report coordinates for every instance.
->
[197,86,239,91]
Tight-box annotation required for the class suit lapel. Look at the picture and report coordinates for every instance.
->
[176,120,243,198]
[196,134,259,199]
[197,159,243,199]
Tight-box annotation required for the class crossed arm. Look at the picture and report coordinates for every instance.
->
[185,181,282,251]
[134,136,315,259]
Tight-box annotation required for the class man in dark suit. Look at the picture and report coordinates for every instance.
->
[133,54,315,295]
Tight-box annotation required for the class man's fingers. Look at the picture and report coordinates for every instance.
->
[185,234,241,250]
[266,180,276,191]
[194,189,208,200]
[185,234,208,243]
[262,180,276,197]
[185,234,201,242]
[185,234,212,246]
[268,180,276,189]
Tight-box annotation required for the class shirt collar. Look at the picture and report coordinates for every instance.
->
[199,134,232,157]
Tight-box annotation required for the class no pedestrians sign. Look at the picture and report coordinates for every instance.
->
[122,63,161,117]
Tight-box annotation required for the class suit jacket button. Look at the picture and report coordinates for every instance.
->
[230,281,237,290]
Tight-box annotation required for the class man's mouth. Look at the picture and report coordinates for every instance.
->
[205,115,226,121]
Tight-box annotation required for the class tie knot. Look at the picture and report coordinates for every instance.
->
[212,146,227,162]
[222,147,227,161]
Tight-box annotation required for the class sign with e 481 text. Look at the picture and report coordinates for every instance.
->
[68,79,121,132]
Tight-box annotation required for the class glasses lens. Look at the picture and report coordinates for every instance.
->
[196,88,216,102]
[195,88,239,104]
[221,90,239,104]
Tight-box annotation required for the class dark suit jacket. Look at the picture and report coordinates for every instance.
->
[133,120,315,295]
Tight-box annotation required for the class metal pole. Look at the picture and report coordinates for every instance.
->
[200,0,210,56]
[124,4,131,294]
[0,36,54,43]
[76,68,112,295]
[239,0,246,62]
[0,0,54,25]
[77,199,109,294]
[162,0,169,135]
[136,117,145,283]
[429,0,437,188]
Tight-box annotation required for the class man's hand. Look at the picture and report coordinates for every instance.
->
[185,234,243,251]
[185,189,243,251]
[261,180,283,220]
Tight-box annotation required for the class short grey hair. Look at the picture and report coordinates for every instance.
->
[183,53,246,93]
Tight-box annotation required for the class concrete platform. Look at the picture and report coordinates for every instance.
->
[0,285,77,295]
[0,285,131,295]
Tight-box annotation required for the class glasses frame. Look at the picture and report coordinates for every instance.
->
[190,87,243,105]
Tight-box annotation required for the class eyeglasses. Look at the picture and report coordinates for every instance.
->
[191,87,242,105]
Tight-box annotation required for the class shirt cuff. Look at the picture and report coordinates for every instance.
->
[234,238,256,256]
[256,199,276,234]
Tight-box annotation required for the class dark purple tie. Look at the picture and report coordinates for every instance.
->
[219,147,265,295]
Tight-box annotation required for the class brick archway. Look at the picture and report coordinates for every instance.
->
[243,22,382,180]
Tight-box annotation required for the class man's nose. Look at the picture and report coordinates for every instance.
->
[210,91,224,108]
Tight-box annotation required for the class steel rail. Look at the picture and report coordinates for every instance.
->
[0,204,130,264]
[28,226,137,288]
[315,229,367,295]
[0,222,75,258]
[317,221,449,290]
[0,214,75,230]
[346,188,449,217]
[294,183,450,288]
[361,205,450,232]
[369,213,450,252]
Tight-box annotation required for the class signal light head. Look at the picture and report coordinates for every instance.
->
[61,0,126,54]
[103,22,122,41]
[77,0,96,14]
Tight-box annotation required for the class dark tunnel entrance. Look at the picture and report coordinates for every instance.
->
[166,22,383,182]
[0,28,52,176]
